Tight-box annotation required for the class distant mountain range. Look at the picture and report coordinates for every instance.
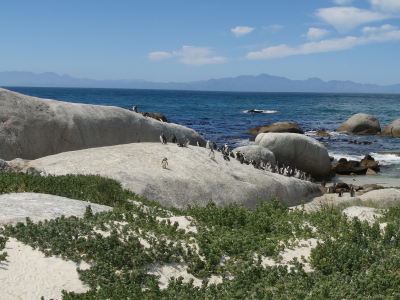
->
[1,71,400,93]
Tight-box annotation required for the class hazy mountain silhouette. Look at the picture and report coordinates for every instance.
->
[1,71,400,93]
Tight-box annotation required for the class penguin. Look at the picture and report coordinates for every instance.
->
[230,151,235,158]
[206,140,211,149]
[209,148,215,160]
[321,179,326,187]
[177,143,184,147]
[133,106,138,113]
[171,134,178,143]
[160,133,167,144]
[338,188,344,197]
[223,154,230,161]
[197,141,201,147]
[240,155,244,164]
[161,158,168,169]
[224,144,229,154]
[183,139,190,148]
[350,185,356,197]
[212,142,218,150]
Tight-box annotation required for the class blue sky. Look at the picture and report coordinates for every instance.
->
[1,0,400,85]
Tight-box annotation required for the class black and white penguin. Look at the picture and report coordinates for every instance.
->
[133,106,138,113]
[224,144,229,154]
[230,151,235,158]
[209,148,215,160]
[160,133,167,144]
[161,158,168,169]
[171,134,178,143]
[197,141,201,147]
[212,142,218,150]
[240,155,244,164]
[206,140,211,149]
[321,179,326,187]
[338,188,344,197]
[183,139,190,148]
[350,186,356,197]
[223,154,230,161]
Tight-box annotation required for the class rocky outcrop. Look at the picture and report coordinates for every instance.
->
[233,145,276,165]
[332,154,380,175]
[247,122,304,135]
[0,158,42,176]
[31,143,322,209]
[315,130,331,137]
[360,189,400,207]
[336,113,381,133]
[255,133,332,180]
[0,88,205,161]
[380,119,400,138]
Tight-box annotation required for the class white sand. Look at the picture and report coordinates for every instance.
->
[0,238,91,300]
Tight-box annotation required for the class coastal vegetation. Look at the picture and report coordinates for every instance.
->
[1,172,400,299]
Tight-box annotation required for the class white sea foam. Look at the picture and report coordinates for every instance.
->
[242,109,278,114]
[329,151,400,166]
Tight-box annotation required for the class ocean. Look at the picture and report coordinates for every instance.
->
[4,86,400,179]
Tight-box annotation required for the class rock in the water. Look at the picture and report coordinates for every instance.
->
[315,130,331,137]
[360,189,400,207]
[336,113,381,133]
[247,121,304,136]
[358,129,379,135]
[0,88,205,160]
[31,143,322,209]
[380,119,400,138]
[233,145,276,165]
[255,133,332,180]
[366,168,377,175]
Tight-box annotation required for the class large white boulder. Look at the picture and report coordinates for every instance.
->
[0,88,205,160]
[360,188,400,207]
[336,113,381,133]
[380,119,400,138]
[31,143,322,209]
[255,133,332,180]
[233,145,276,165]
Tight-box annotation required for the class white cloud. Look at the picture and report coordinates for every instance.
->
[315,7,393,33]
[362,24,398,33]
[263,24,285,33]
[303,28,330,40]
[333,0,354,4]
[231,26,255,37]
[149,46,227,66]
[247,26,400,59]
[370,0,400,12]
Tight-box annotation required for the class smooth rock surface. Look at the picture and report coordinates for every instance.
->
[360,188,400,207]
[31,143,322,209]
[336,113,381,133]
[0,193,113,227]
[247,121,304,135]
[255,133,332,180]
[380,119,400,138]
[233,145,276,165]
[0,88,205,160]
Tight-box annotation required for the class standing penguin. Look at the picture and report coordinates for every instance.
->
[350,186,356,197]
[338,188,344,197]
[197,141,201,147]
[206,140,211,149]
[161,158,168,169]
[160,133,167,144]
[171,134,178,143]
[209,148,215,160]
[183,139,190,148]
[133,106,138,112]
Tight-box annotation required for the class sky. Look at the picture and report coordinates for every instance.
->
[1,0,400,85]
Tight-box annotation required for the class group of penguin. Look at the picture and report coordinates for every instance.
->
[159,133,314,182]
[321,181,356,197]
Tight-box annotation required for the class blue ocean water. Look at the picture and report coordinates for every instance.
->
[4,86,400,178]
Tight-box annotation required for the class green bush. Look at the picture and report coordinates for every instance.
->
[1,172,400,299]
